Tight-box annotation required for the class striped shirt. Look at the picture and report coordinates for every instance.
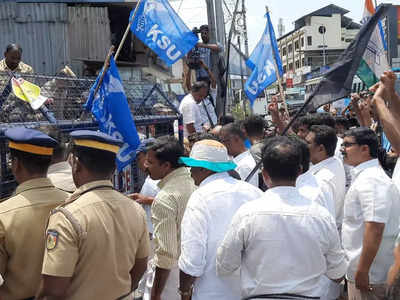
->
[152,167,196,269]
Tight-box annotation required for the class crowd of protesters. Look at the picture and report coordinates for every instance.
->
[1,34,400,299]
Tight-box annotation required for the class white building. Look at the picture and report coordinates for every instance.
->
[277,4,360,88]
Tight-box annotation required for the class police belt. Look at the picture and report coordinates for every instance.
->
[243,293,320,300]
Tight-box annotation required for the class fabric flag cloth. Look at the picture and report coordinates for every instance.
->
[301,4,388,112]
[84,56,140,171]
[244,11,283,106]
[356,0,390,87]
[130,0,198,66]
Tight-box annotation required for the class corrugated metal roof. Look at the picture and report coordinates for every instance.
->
[68,6,111,61]
[0,2,69,75]
[0,2,112,75]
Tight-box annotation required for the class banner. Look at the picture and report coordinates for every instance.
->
[130,0,198,66]
[85,56,140,171]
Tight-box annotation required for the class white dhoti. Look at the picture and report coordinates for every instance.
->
[143,260,179,300]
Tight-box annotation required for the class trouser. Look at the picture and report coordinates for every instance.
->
[244,294,319,300]
[143,260,179,300]
[347,282,386,300]
[319,275,342,300]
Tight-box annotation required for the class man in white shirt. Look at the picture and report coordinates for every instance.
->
[178,81,209,138]
[305,125,346,300]
[220,122,259,187]
[177,139,263,300]
[341,127,400,299]
[216,136,347,299]
[305,125,346,226]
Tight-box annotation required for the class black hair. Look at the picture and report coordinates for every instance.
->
[218,114,235,126]
[72,145,116,176]
[194,132,221,143]
[309,125,338,157]
[296,115,313,129]
[222,122,246,141]
[309,113,336,128]
[334,116,349,129]
[288,136,310,173]
[243,115,266,138]
[9,149,51,174]
[191,81,208,92]
[262,136,301,181]
[344,127,378,158]
[199,25,209,31]
[5,43,22,53]
[147,136,183,169]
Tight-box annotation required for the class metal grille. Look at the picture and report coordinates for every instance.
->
[0,73,182,199]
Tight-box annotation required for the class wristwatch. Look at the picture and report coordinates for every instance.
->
[177,286,192,297]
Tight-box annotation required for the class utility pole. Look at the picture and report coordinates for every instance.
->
[241,0,249,58]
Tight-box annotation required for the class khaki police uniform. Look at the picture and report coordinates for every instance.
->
[0,178,69,300]
[42,180,150,300]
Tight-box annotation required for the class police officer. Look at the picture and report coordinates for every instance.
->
[36,130,150,300]
[0,127,70,300]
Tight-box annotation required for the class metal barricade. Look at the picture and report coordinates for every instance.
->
[0,73,183,199]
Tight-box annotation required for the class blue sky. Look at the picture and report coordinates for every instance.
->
[171,0,399,52]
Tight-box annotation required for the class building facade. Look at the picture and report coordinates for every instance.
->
[277,4,360,90]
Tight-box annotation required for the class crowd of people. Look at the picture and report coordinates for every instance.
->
[1,27,400,300]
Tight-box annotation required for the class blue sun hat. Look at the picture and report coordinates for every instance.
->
[179,139,236,173]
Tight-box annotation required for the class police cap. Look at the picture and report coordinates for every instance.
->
[70,130,123,154]
[5,127,58,156]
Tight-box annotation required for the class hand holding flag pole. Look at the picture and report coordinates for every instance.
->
[266,6,289,118]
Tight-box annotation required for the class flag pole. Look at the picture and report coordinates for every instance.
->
[84,0,142,111]
[114,0,143,61]
[266,6,289,118]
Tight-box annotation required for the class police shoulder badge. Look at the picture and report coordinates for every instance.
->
[46,230,59,250]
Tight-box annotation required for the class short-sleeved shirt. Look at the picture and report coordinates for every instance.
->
[0,178,69,300]
[152,167,196,269]
[47,161,76,193]
[177,93,204,138]
[179,172,263,300]
[0,59,40,122]
[233,150,259,188]
[342,159,400,284]
[42,180,150,300]
[216,186,347,298]
[140,176,160,234]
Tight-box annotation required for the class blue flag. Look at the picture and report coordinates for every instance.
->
[245,12,283,106]
[85,56,140,171]
[130,0,198,66]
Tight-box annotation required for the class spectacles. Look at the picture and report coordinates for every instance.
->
[341,142,358,148]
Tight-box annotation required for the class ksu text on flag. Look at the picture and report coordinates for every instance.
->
[85,56,140,171]
[130,0,198,66]
[244,12,283,106]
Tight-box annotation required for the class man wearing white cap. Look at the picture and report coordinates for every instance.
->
[178,139,263,300]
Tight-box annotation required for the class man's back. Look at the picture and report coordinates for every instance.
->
[217,186,346,298]
[311,156,346,224]
[0,178,69,300]
[179,173,263,300]
[42,180,150,300]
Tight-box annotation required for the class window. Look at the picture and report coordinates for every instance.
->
[289,63,293,71]
[307,57,312,66]
[301,37,304,47]
[301,57,305,66]
[288,44,293,53]
[295,41,299,50]
[307,36,312,46]
[282,47,287,56]
[295,60,300,69]
[283,65,287,73]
